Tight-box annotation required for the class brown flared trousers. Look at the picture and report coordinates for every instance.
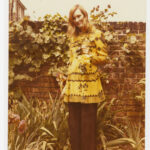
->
[68,103,97,150]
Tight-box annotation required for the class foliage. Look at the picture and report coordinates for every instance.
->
[97,98,118,150]
[89,4,145,81]
[8,89,70,150]
[135,78,145,109]
[106,119,145,150]
[8,3,145,150]
[96,98,145,150]
[9,13,69,89]
[134,78,145,121]
[8,90,145,150]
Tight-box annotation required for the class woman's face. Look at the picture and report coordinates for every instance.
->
[73,9,85,30]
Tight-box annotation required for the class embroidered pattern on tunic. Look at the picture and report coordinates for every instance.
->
[64,28,108,103]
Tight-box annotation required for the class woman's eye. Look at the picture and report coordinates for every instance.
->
[73,17,77,20]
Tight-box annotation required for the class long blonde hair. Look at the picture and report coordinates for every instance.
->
[67,4,93,37]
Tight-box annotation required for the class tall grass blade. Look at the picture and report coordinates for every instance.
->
[40,127,54,137]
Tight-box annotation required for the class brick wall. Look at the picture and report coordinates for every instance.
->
[15,63,59,101]
[103,22,145,119]
[16,22,146,115]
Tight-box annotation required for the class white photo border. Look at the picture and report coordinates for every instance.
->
[0,0,8,149]
[0,0,149,149]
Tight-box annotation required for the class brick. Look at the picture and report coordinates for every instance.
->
[40,77,49,82]
[113,68,124,72]
[116,30,123,34]
[128,22,134,29]
[133,22,138,29]
[124,78,132,83]
[123,83,134,90]
[110,45,121,51]
[49,77,57,82]
[137,45,145,50]
[118,35,127,40]
[40,71,49,76]
[138,30,145,33]
[125,73,136,78]
[130,30,138,34]
[134,67,145,73]
[136,35,145,41]
[118,78,124,83]
[136,73,145,79]
[112,73,120,78]
[32,88,39,93]
[41,82,51,87]
[119,73,126,79]
[17,82,26,87]
[138,22,146,30]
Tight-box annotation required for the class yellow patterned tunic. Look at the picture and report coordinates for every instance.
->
[64,28,108,103]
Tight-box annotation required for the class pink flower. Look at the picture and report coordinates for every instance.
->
[18,120,27,134]
[9,113,20,124]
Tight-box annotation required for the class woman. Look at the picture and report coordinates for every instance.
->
[63,4,108,150]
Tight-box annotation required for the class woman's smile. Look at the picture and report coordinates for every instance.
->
[73,9,84,29]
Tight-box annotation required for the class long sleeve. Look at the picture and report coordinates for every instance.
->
[67,38,74,65]
[64,29,106,104]
[90,30,108,65]
[68,49,73,64]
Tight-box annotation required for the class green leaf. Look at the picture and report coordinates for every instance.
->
[43,54,50,60]
[28,67,36,72]
[40,141,47,150]
[40,127,54,137]
[14,74,32,81]
[138,78,145,84]
[106,124,126,137]
[106,138,136,148]
[24,57,32,64]
[10,57,22,65]
[53,51,60,57]
[53,121,57,131]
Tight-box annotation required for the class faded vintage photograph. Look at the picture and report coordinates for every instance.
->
[8,0,146,150]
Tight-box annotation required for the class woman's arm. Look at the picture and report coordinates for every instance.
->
[90,30,108,65]
[68,49,74,65]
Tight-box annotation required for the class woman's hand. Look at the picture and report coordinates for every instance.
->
[82,49,89,54]
[81,45,89,54]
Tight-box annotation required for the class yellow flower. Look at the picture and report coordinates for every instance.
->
[123,43,128,49]
[129,35,137,44]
